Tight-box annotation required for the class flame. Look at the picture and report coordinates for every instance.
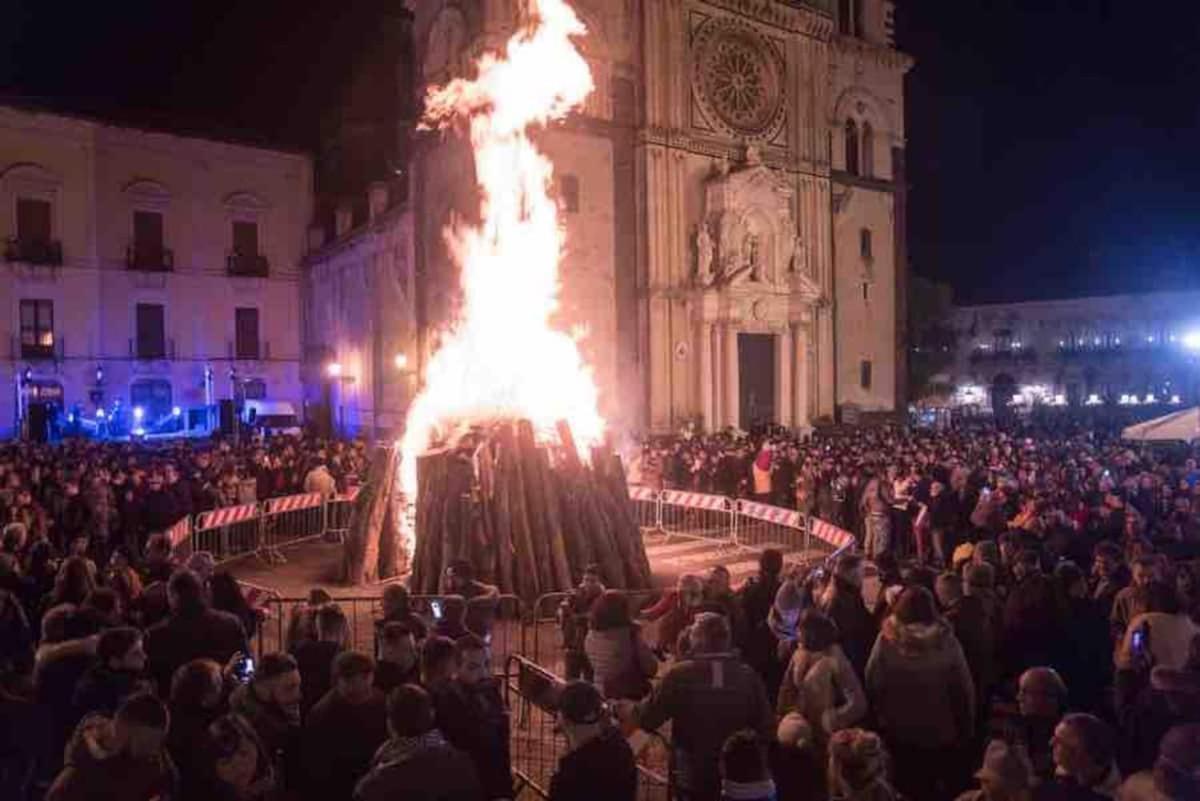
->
[399,0,604,497]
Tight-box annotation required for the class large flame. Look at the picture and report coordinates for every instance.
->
[399,0,604,497]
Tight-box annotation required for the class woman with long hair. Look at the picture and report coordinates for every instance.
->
[584,590,657,700]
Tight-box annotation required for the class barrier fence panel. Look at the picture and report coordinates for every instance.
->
[527,589,667,679]
[407,594,524,675]
[504,654,672,800]
[192,502,261,561]
[628,485,661,530]
[733,500,809,554]
[256,596,384,657]
[260,493,326,550]
[658,491,734,546]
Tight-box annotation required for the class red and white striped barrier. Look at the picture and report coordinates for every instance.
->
[628,486,658,502]
[339,487,360,503]
[166,516,192,548]
[265,493,322,515]
[660,490,729,511]
[196,502,260,531]
[737,500,803,529]
[810,518,856,551]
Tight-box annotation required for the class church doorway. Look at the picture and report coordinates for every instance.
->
[738,333,776,430]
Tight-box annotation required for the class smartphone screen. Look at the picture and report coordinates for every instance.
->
[235,656,255,683]
[431,600,444,621]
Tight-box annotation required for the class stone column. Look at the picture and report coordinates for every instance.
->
[776,329,793,428]
[724,324,740,429]
[699,321,714,430]
[794,324,810,427]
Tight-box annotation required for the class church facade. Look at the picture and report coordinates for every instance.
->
[399,0,909,434]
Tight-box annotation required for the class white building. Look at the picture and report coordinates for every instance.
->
[0,105,313,438]
[946,291,1200,410]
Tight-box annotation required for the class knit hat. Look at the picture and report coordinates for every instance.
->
[558,680,606,725]
[777,711,813,750]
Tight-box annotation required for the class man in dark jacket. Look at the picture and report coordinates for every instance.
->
[624,613,774,801]
[1001,549,1064,679]
[72,626,152,724]
[46,693,176,801]
[820,553,877,680]
[559,565,605,681]
[138,472,178,545]
[549,680,637,801]
[302,652,388,801]
[229,652,303,793]
[737,549,784,689]
[144,569,247,696]
[937,571,995,713]
[354,684,483,801]
[432,635,512,800]
[374,621,421,695]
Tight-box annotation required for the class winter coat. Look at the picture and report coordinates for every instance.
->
[303,466,337,499]
[354,732,483,801]
[637,653,775,799]
[1001,573,1064,676]
[865,617,975,749]
[943,595,996,705]
[584,626,658,700]
[548,727,638,801]
[1116,612,1200,671]
[71,665,149,723]
[145,608,247,696]
[301,689,389,801]
[820,578,877,679]
[290,638,342,716]
[229,682,302,791]
[776,643,867,743]
[432,681,513,800]
[45,714,176,801]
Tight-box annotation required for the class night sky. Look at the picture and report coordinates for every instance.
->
[3,0,1199,304]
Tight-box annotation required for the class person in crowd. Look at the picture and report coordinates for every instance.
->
[642,573,708,657]
[719,730,777,801]
[1040,713,1121,801]
[990,667,1069,784]
[431,634,512,801]
[291,602,348,716]
[866,585,975,800]
[956,740,1035,801]
[703,565,747,646]
[443,560,500,641]
[1091,543,1130,619]
[374,620,421,694]
[434,594,473,641]
[228,652,303,793]
[209,571,261,642]
[583,589,658,700]
[376,583,429,642]
[145,568,247,696]
[71,625,151,722]
[777,610,867,751]
[303,458,337,500]
[1111,556,1159,642]
[1117,646,1200,775]
[624,612,774,801]
[938,570,997,714]
[1053,561,1113,714]
[819,553,877,680]
[354,684,483,801]
[1116,581,1200,672]
[167,658,228,791]
[302,651,388,801]
[1118,723,1200,801]
[35,604,103,779]
[187,712,275,801]
[559,564,606,682]
[46,692,175,801]
[140,533,177,586]
[1002,549,1064,679]
[827,728,902,801]
[284,588,333,653]
[0,584,34,674]
[548,679,637,801]
[420,635,458,692]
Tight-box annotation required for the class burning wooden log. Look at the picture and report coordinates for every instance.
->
[409,420,652,600]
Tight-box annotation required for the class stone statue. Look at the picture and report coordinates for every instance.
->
[745,234,761,282]
[696,223,714,286]
[789,233,806,274]
[744,145,763,167]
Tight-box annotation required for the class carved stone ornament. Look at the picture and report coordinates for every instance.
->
[692,17,786,140]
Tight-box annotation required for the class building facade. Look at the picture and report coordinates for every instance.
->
[0,105,312,438]
[945,291,1200,410]
[406,0,910,435]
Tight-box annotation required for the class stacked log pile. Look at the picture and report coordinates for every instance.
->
[409,420,652,599]
[341,446,407,585]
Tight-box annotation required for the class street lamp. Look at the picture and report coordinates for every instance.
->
[326,362,343,378]
[393,353,408,371]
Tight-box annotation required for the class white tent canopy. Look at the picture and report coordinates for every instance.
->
[1121,407,1200,443]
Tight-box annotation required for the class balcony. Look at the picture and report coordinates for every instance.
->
[128,337,176,361]
[5,237,63,266]
[126,244,174,272]
[12,335,64,362]
[227,251,269,277]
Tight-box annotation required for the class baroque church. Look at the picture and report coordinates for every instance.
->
[306,0,911,438]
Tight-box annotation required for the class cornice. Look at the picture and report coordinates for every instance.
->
[697,0,834,39]
[831,35,914,73]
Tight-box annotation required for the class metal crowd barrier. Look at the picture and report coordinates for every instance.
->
[504,654,672,800]
[526,589,664,677]
[658,490,736,547]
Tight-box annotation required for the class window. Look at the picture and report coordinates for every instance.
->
[16,198,51,243]
[135,303,166,359]
[232,220,259,257]
[844,120,859,175]
[242,378,267,400]
[19,299,54,359]
[860,228,872,260]
[861,122,874,177]
[862,281,871,303]
[129,210,168,270]
[235,307,260,360]
[860,360,873,390]
[559,174,580,214]
[130,379,172,419]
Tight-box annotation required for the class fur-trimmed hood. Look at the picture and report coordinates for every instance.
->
[879,617,958,659]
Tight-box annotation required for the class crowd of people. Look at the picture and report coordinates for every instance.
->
[2,421,1200,801]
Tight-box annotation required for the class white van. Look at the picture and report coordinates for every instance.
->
[242,400,302,437]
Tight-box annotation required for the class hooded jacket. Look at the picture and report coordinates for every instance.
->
[777,643,867,743]
[46,714,176,801]
[865,617,975,748]
[354,731,483,801]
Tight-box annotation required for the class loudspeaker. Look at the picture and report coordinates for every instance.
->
[218,400,237,435]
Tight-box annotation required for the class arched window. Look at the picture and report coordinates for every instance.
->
[844,120,859,176]
[861,122,874,177]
